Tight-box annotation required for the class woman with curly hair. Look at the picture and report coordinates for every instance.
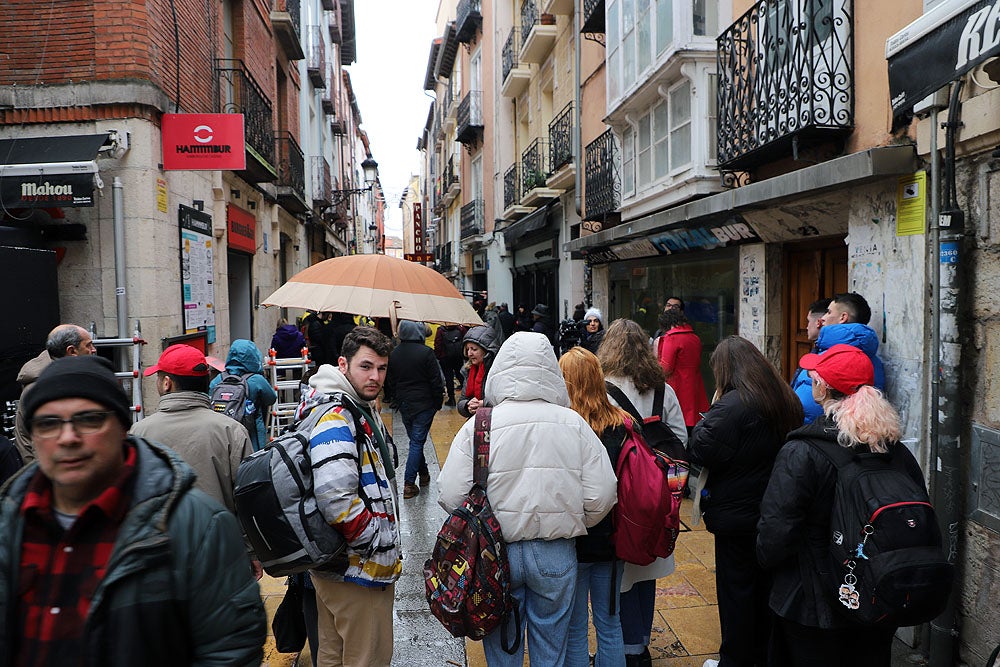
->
[597,318,687,667]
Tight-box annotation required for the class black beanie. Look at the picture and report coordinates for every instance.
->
[22,356,132,428]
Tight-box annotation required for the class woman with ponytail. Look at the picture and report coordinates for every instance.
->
[757,344,923,666]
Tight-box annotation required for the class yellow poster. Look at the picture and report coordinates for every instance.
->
[156,178,168,213]
[896,171,926,236]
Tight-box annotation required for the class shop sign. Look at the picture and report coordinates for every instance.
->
[413,202,424,253]
[179,204,216,344]
[0,172,95,208]
[473,252,487,272]
[162,114,246,170]
[404,253,434,262]
[585,220,760,265]
[227,204,257,254]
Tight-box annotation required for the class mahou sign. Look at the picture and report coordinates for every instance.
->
[162,114,246,170]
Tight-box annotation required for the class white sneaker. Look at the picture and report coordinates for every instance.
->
[702,660,720,667]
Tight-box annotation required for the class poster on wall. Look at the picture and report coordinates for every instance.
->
[179,204,217,344]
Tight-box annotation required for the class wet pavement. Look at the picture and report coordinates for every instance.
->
[257,402,922,667]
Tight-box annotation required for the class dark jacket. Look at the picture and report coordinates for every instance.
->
[0,437,266,666]
[324,313,357,361]
[497,309,515,338]
[756,418,924,628]
[0,437,22,486]
[575,423,626,563]
[384,321,445,416]
[457,326,500,418]
[687,390,786,535]
[580,328,604,354]
[270,324,307,359]
[209,340,278,451]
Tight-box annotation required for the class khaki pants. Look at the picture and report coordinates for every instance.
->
[310,575,394,667]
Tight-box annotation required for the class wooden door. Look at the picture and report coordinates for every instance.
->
[782,240,848,380]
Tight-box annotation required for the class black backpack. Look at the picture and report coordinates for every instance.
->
[605,382,689,469]
[210,373,258,436]
[814,439,954,627]
[440,327,465,361]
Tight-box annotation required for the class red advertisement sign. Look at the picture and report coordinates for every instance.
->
[162,114,246,171]
[227,204,257,254]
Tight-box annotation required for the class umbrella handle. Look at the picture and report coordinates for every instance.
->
[389,301,400,336]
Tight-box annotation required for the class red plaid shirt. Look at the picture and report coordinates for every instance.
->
[14,444,136,667]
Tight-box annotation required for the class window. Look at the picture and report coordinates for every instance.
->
[623,0,636,90]
[669,80,692,169]
[607,0,620,101]
[622,127,635,195]
[653,101,669,179]
[471,49,482,92]
[471,154,483,201]
[656,0,673,55]
[637,114,652,186]
[707,73,718,162]
[692,0,718,36]
[637,0,651,74]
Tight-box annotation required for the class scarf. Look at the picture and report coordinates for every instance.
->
[466,362,485,401]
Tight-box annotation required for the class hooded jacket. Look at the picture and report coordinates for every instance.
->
[438,332,618,542]
[209,340,278,450]
[791,323,886,424]
[12,350,52,464]
[384,321,444,416]
[130,391,253,516]
[0,437,266,666]
[457,325,501,418]
[269,324,307,359]
[296,365,402,587]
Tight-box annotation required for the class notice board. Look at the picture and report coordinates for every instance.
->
[179,204,217,343]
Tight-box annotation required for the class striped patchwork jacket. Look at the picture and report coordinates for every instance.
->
[298,376,402,587]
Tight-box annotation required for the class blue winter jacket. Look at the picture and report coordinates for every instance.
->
[210,339,278,450]
[791,323,886,424]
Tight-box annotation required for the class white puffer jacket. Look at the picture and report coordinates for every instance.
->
[438,332,618,542]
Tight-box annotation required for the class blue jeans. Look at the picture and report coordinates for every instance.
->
[620,578,656,654]
[567,561,625,667]
[484,538,576,667]
[400,407,435,484]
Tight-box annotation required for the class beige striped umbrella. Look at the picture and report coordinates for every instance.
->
[262,254,484,326]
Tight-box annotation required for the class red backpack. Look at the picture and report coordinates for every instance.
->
[613,416,682,565]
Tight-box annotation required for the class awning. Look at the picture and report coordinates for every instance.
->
[886,0,998,116]
[566,145,919,255]
[0,133,111,208]
[504,202,554,247]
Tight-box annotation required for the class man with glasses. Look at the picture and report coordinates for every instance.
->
[0,355,265,665]
[14,324,97,464]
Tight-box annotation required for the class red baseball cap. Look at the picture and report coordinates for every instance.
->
[799,344,874,396]
[144,344,210,377]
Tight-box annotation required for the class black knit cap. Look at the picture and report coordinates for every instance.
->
[22,356,132,428]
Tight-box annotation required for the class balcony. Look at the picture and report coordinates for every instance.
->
[330,118,347,135]
[502,164,534,220]
[716,0,854,172]
[460,199,485,240]
[581,0,605,33]
[456,91,484,147]
[276,132,307,213]
[444,79,459,134]
[327,10,341,44]
[311,156,332,207]
[547,102,575,190]
[321,64,334,114]
[307,26,326,88]
[215,59,276,182]
[437,241,453,274]
[320,0,333,10]
[543,0,574,15]
[443,156,461,205]
[501,29,531,98]
[456,0,482,44]
[584,129,620,222]
[520,0,557,64]
[325,177,350,225]
[520,138,563,206]
[271,0,305,61]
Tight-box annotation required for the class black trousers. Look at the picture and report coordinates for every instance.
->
[714,533,772,667]
[770,617,895,667]
[439,358,463,402]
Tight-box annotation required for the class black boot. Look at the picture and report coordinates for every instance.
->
[625,648,652,667]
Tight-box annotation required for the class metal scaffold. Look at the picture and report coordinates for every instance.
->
[266,347,311,439]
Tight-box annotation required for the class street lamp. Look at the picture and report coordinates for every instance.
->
[330,157,379,206]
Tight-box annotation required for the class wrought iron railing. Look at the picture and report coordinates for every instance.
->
[273,0,301,39]
[549,103,574,172]
[584,129,620,220]
[446,156,459,190]
[215,59,275,168]
[276,132,306,200]
[716,0,854,170]
[520,0,539,46]
[311,156,332,205]
[438,241,453,273]
[502,28,520,83]
[456,0,482,43]
[581,0,605,33]
[308,26,326,87]
[520,138,549,200]
[503,164,519,211]
[456,91,484,145]
[327,9,341,43]
[460,200,484,239]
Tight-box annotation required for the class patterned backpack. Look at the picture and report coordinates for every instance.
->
[423,407,521,654]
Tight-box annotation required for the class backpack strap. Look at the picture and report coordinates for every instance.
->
[652,385,665,421]
[473,407,493,490]
[605,381,644,425]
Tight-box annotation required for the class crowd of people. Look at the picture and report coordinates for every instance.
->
[0,288,928,667]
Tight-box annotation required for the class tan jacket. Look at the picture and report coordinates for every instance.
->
[13,350,52,464]
[130,391,252,515]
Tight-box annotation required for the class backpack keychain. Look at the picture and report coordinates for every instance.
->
[838,567,861,610]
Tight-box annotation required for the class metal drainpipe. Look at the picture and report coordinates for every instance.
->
[112,177,129,367]
[928,79,965,667]
[574,0,582,218]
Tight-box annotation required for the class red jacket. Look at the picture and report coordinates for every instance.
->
[657,325,710,427]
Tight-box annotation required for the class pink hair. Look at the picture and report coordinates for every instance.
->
[824,385,901,453]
